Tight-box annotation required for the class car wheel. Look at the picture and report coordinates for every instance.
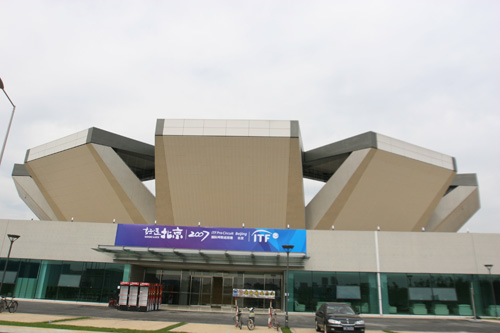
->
[315,319,321,332]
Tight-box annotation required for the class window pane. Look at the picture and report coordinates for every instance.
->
[386,273,409,314]
[337,285,361,299]
[58,274,81,287]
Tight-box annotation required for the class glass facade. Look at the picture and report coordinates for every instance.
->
[381,273,500,317]
[290,271,379,313]
[289,271,500,316]
[143,269,282,309]
[1,258,499,316]
[0,259,125,303]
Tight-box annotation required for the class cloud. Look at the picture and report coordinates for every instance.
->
[1,0,499,232]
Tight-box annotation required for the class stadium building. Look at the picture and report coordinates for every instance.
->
[2,119,498,317]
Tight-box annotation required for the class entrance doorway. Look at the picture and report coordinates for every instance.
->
[145,269,282,309]
[212,277,223,304]
[189,275,234,306]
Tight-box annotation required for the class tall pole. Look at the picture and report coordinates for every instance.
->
[282,244,294,328]
[0,234,20,295]
[485,264,498,317]
[0,77,17,166]
[470,281,478,320]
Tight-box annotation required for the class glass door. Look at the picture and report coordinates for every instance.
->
[189,275,234,306]
[189,276,201,305]
[200,277,212,305]
[223,277,234,305]
[189,275,213,305]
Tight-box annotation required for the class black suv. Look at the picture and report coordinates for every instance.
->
[315,302,365,332]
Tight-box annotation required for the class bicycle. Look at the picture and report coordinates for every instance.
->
[232,306,255,330]
[269,307,280,331]
[247,307,255,330]
[0,296,18,313]
[233,307,243,329]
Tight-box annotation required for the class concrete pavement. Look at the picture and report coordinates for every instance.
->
[0,312,388,332]
[8,299,500,332]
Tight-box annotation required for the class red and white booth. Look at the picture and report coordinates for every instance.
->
[118,281,162,311]
[138,282,163,312]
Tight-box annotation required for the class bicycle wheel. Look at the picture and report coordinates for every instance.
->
[247,318,255,330]
[8,301,18,313]
[270,317,277,328]
[0,301,4,313]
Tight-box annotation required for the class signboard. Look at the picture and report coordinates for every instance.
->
[233,288,276,299]
[114,224,306,253]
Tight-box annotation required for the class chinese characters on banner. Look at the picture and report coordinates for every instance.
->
[114,224,306,253]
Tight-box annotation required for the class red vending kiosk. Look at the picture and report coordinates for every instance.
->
[155,284,163,310]
[118,282,129,310]
[117,282,162,311]
[138,283,163,312]
[148,284,155,311]
[138,283,150,312]
[128,282,140,310]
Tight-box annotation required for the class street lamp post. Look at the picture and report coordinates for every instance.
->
[282,244,294,328]
[0,234,20,295]
[485,264,498,317]
[0,77,17,166]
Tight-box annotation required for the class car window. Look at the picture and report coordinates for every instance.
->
[327,305,355,315]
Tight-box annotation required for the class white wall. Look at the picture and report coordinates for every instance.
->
[0,219,117,263]
[306,230,500,275]
[1,219,500,276]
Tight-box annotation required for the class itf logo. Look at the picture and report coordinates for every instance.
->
[252,230,278,243]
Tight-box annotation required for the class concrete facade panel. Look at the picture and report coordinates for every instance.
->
[310,149,455,231]
[0,219,117,263]
[154,137,175,224]
[286,138,306,228]
[377,231,500,274]
[305,149,372,230]
[92,144,156,224]
[426,186,480,232]
[470,233,500,274]
[25,144,153,224]
[305,230,378,272]
[155,136,305,229]
[12,175,57,221]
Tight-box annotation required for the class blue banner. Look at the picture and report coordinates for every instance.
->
[114,224,306,253]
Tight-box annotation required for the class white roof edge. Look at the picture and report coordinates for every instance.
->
[26,129,91,162]
[375,133,455,170]
[158,119,295,138]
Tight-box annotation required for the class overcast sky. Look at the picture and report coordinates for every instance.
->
[1,0,499,232]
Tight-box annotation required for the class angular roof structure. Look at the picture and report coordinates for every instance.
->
[12,120,479,232]
[13,127,155,224]
[154,119,305,230]
[303,132,468,231]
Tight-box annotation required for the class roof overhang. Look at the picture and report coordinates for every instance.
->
[303,132,456,182]
[94,245,308,269]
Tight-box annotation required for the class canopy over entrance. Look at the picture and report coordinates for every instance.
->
[94,245,308,269]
